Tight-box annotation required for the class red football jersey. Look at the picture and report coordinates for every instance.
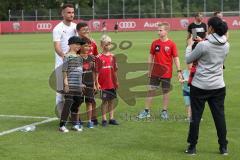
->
[95,53,118,90]
[88,40,98,56]
[150,39,178,78]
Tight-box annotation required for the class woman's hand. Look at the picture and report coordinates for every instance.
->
[187,38,194,47]
[194,36,203,42]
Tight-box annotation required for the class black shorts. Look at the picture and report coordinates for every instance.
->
[100,89,117,100]
[149,77,171,93]
[80,86,95,104]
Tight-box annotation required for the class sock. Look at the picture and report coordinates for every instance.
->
[162,109,167,112]
[72,121,80,126]
[59,121,66,127]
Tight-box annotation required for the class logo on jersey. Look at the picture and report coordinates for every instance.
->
[155,45,161,52]
[83,62,90,70]
[164,46,170,52]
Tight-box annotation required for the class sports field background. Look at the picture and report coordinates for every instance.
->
[0,30,239,160]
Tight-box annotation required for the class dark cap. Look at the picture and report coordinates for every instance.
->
[68,36,82,45]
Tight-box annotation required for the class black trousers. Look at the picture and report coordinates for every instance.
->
[60,94,81,126]
[187,85,228,147]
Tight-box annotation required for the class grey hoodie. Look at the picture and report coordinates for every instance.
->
[185,33,229,90]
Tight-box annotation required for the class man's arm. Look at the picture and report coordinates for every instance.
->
[62,56,69,92]
[54,41,65,59]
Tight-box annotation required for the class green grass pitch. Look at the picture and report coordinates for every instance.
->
[0,30,239,160]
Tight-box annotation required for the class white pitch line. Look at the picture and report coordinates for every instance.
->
[0,117,58,136]
[0,115,51,119]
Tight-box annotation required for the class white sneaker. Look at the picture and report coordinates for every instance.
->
[136,110,151,119]
[59,126,69,133]
[72,125,83,132]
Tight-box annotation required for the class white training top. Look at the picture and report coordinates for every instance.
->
[53,21,77,65]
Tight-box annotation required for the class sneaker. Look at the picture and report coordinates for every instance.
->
[87,121,94,129]
[109,119,119,125]
[102,120,108,127]
[71,124,83,132]
[219,146,228,155]
[59,126,69,133]
[184,145,196,155]
[91,119,98,125]
[161,110,169,120]
[136,110,151,119]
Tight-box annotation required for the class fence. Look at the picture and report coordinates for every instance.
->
[7,0,240,21]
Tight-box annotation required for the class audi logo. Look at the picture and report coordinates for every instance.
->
[119,21,136,29]
[37,23,52,30]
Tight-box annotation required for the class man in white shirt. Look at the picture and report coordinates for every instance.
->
[53,4,77,117]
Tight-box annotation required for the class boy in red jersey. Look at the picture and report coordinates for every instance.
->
[137,23,182,120]
[95,35,119,127]
[76,22,99,125]
[76,22,98,56]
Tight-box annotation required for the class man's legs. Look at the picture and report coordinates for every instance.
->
[55,93,64,118]
[55,59,64,117]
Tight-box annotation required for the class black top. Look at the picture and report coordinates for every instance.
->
[81,55,95,87]
[187,22,207,39]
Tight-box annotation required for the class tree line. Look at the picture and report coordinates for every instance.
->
[0,0,239,21]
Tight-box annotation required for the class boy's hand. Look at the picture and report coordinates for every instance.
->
[177,72,183,83]
[64,85,69,93]
[80,84,86,93]
[93,84,97,91]
[93,84,98,94]
[179,78,185,84]
[96,83,101,90]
